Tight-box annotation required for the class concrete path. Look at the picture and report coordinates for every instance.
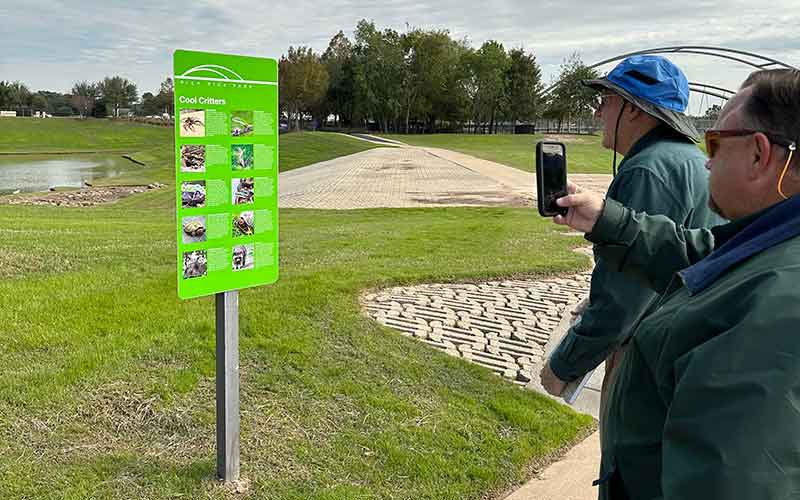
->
[504,432,600,500]
[279,143,612,209]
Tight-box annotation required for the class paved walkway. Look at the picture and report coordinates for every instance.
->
[279,141,612,209]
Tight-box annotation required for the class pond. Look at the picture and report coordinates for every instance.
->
[0,154,141,195]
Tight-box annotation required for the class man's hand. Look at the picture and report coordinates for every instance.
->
[552,181,605,233]
[540,362,567,396]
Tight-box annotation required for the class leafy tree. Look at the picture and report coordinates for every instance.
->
[140,92,161,116]
[503,48,543,127]
[71,81,98,118]
[5,81,32,116]
[352,20,405,132]
[157,77,174,115]
[279,46,329,130]
[30,93,49,113]
[464,40,509,133]
[321,31,356,127]
[544,53,599,127]
[703,104,721,120]
[98,76,137,117]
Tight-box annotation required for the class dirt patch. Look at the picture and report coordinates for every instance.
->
[540,134,597,144]
[410,190,533,207]
[1,183,166,207]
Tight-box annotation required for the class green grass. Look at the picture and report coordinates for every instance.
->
[383,133,617,174]
[0,117,173,154]
[0,121,594,499]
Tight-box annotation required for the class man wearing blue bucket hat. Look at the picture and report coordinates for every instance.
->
[540,56,722,407]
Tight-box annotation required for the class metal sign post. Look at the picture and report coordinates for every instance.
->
[215,290,240,481]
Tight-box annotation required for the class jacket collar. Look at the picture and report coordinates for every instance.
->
[680,195,800,295]
[617,124,689,171]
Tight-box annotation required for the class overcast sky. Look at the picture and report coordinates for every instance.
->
[3,0,799,114]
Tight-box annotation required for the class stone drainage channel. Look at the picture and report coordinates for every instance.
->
[362,274,590,386]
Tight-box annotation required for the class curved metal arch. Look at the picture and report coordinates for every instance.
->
[540,46,796,102]
[589,46,797,72]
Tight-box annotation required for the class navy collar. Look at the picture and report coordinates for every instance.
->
[680,195,800,295]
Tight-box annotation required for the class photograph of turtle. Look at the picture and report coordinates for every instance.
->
[182,216,207,243]
[232,211,254,237]
[179,109,205,137]
[231,111,254,137]
[180,144,206,172]
[181,181,206,208]
[231,144,254,170]
[183,250,207,279]
[232,244,254,271]
[232,178,254,205]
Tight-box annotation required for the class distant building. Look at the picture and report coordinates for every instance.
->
[0,110,17,117]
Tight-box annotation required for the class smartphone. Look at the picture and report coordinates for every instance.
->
[536,141,568,217]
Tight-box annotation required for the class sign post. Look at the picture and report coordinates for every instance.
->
[173,50,279,481]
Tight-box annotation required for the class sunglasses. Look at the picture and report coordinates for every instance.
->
[592,92,617,112]
[704,129,796,158]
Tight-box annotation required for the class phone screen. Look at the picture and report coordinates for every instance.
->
[539,143,566,215]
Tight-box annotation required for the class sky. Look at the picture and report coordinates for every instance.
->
[3,0,800,114]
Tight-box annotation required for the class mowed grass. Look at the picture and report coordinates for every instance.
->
[0,186,593,498]
[0,119,594,498]
[383,133,617,174]
[279,132,386,172]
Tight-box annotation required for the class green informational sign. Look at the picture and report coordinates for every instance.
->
[174,50,278,299]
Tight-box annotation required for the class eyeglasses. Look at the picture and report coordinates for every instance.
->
[704,129,796,159]
[593,92,617,112]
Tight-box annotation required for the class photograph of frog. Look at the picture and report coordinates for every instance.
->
[182,215,207,244]
[232,177,254,205]
[232,244,254,271]
[179,109,205,137]
[231,111,254,137]
[181,181,206,208]
[232,211,254,237]
[181,144,205,172]
[231,144,254,171]
[183,250,207,279]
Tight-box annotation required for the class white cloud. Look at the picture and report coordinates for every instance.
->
[2,0,798,113]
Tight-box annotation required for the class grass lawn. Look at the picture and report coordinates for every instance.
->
[0,121,594,499]
[279,132,386,172]
[383,133,617,174]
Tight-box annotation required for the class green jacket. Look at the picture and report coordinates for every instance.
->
[589,195,800,499]
[550,125,721,381]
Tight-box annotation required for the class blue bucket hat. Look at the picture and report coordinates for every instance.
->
[583,55,699,142]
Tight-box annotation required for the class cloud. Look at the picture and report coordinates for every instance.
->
[2,0,798,107]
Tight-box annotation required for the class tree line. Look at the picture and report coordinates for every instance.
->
[279,20,600,133]
[3,20,600,132]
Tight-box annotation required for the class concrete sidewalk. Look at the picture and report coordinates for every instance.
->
[504,432,600,500]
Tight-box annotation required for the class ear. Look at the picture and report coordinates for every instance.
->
[750,132,773,180]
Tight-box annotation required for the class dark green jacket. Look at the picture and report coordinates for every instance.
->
[590,195,800,499]
[550,125,721,381]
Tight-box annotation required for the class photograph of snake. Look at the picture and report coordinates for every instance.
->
[181,144,206,172]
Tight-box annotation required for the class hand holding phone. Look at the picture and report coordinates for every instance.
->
[536,141,568,217]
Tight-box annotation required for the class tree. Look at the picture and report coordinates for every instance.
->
[351,20,405,133]
[703,104,721,120]
[156,77,174,115]
[140,92,161,116]
[503,48,544,128]
[544,53,599,128]
[321,31,356,127]
[464,40,509,133]
[71,81,98,118]
[6,81,32,116]
[98,76,137,117]
[279,46,329,131]
[30,93,49,113]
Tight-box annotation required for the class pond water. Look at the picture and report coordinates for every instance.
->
[0,154,139,195]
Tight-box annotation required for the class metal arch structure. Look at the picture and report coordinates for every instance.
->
[542,45,797,102]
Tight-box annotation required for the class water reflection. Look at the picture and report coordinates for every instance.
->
[0,155,137,195]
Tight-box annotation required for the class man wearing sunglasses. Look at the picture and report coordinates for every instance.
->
[552,69,800,499]
[540,56,721,408]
